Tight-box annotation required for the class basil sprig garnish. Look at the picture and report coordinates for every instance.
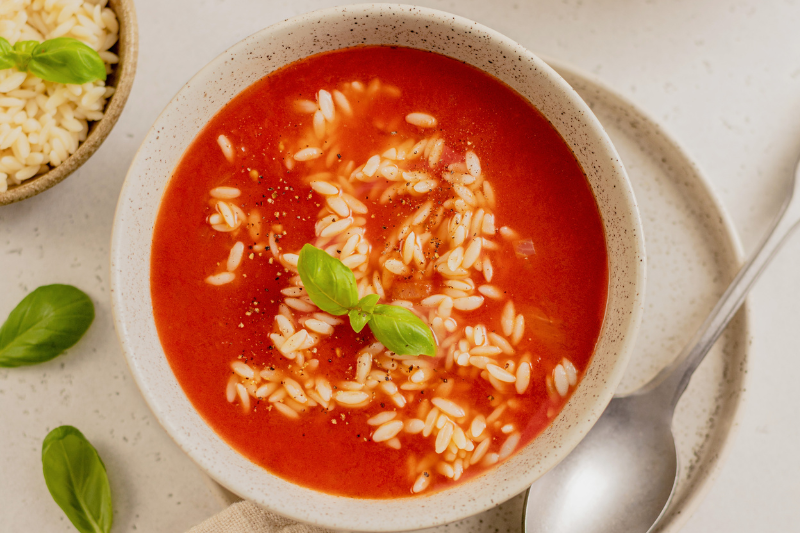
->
[349,294,379,333]
[297,244,436,356]
[0,36,106,85]
[0,284,95,367]
[42,426,113,533]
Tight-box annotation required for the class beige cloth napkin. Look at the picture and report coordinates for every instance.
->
[187,501,332,533]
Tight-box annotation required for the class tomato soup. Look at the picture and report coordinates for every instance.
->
[150,46,608,498]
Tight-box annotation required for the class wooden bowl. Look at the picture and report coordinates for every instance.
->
[0,0,138,206]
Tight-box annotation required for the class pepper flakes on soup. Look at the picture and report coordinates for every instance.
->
[151,45,608,498]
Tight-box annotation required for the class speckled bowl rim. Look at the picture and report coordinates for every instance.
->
[0,0,138,206]
[110,4,646,531]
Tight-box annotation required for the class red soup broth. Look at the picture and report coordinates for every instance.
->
[151,46,608,498]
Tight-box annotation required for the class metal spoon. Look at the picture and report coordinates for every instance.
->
[523,156,800,533]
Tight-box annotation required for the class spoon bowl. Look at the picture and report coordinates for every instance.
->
[525,394,677,533]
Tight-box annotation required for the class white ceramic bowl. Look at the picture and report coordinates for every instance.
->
[110,4,646,531]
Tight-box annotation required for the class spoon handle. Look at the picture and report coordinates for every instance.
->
[643,163,800,409]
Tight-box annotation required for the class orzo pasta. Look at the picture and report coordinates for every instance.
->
[0,0,119,192]
[151,46,608,497]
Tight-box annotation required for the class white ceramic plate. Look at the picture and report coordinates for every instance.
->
[206,58,749,533]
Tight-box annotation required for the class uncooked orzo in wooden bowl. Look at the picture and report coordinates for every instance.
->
[0,0,137,205]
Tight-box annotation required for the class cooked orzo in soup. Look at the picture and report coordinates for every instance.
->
[151,46,608,498]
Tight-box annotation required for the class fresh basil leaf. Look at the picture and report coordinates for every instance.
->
[348,308,371,333]
[0,284,94,368]
[295,244,436,355]
[349,294,380,332]
[13,40,38,54]
[42,426,113,533]
[368,304,436,356]
[0,37,14,70]
[13,39,38,65]
[347,294,381,333]
[297,244,358,315]
[29,37,106,85]
[356,294,379,314]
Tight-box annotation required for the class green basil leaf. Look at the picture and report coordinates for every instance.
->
[356,294,379,314]
[28,37,106,84]
[0,37,14,70]
[0,284,94,367]
[13,40,38,54]
[14,39,38,56]
[10,40,39,71]
[297,244,358,315]
[42,426,113,533]
[368,304,436,356]
[295,244,436,355]
[349,294,380,332]
[348,308,371,333]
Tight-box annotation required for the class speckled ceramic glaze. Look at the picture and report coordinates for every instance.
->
[110,5,646,530]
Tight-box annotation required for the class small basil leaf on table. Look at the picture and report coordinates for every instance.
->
[0,284,94,368]
[28,37,106,85]
[0,37,14,69]
[297,244,358,315]
[42,426,113,533]
[368,304,436,356]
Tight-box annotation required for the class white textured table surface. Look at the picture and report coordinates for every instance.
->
[2,0,799,531]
